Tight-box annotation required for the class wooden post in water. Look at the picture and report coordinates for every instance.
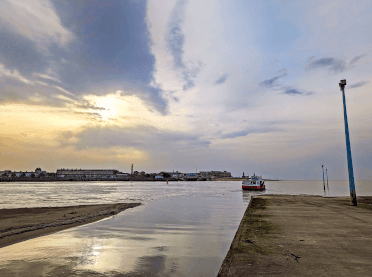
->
[339,79,357,206]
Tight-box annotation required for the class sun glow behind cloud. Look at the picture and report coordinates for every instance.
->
[0,90,194,172]
[82,92,192,131]
[85,94,118,122]
[0,101,149,171]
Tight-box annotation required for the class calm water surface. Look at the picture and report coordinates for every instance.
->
[0,180,371,276]
[1,180,371,209]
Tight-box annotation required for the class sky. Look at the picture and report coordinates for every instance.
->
[0,0,371,180]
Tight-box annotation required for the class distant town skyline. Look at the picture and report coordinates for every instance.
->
[1,168,234,182]
[0,0,371,180]
[0,166,233,177]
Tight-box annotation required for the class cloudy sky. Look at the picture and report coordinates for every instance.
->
[0,0,371,180]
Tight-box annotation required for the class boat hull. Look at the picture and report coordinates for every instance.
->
[242,185,265,191]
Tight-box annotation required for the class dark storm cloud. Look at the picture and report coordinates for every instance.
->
[60,125,211,151]
[139,85,168,113]
[306,57,346,73]
[54,0,169,113]
[163,90,179,102]
[166,0,201,91]
[259,71,287,88]
[0,29,48,76]
[214,74,229,85]
[220,127,280,139]
[348,81,369,89]
[167,8,186,69]
[53,0,155,83]
[306,54,367,74]
[282,88,302,95]
[220,130,250,139]
[259,75,282,88]
[0,0,168,114]
[349,54,367,65]
[282,87,313,96]
[259,69,311,97]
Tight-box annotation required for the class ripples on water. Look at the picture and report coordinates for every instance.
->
[1,180,371,209]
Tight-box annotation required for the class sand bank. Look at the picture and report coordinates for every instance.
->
[0,203,140,248]
[219,195,372,276]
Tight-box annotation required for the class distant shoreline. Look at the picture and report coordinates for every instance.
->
[0,178,281,182]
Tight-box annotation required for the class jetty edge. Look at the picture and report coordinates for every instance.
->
[0,203,141,249]
[218,195,372,276]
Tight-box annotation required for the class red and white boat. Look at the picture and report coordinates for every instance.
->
[242,174,265,191]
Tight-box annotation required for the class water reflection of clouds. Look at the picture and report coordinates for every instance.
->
[0,186,249,276]
[132,255,173,276]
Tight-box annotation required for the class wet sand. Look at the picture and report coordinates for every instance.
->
[0,203,140,248]
[219,195,372,276]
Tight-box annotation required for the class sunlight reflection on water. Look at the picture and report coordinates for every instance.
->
[0,187,250,276]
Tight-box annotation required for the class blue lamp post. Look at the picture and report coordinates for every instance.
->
[339,79,357,206]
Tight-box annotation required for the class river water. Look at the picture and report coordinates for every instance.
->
[0,180,371,276]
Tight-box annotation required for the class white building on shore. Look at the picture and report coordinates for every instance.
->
[56,169,118,180]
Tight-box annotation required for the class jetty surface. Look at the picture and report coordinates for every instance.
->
[219,195,372,276]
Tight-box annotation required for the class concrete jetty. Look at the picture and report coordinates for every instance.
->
[218,195,372,276]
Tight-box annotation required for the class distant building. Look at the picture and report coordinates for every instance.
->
[34,168,46,177]
[186,173,197,177]
[13,171,25,177]
[132,171,146,176]
[199,171,232,178]
[56,169,117,179]
[1,168,47,179]
[116,173,129,179]
[161,171,182,179]
[0,170,11,178]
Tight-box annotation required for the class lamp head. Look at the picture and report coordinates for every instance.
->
[339,79,346,90]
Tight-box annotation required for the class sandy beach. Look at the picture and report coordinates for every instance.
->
[0,203,141,248]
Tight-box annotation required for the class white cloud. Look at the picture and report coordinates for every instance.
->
[54,86,74,96]
[147,0,184,92]
[147,0,262,113]
[33,73,62,83]
[0,0,73,48]
[0,63,32,84]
